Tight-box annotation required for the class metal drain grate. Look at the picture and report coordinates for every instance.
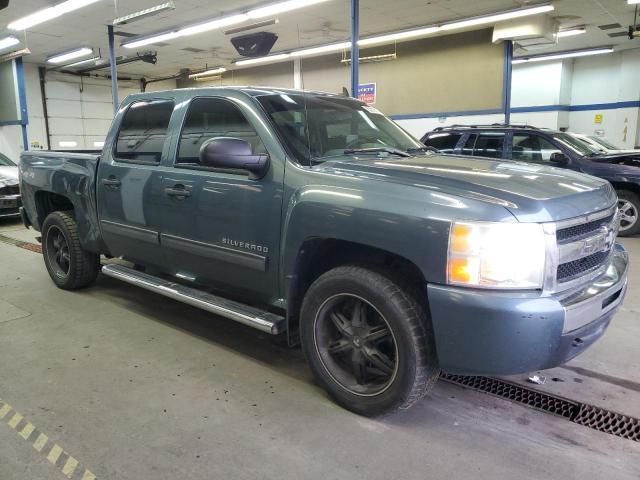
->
[0,233,42,253]
[440,374,640,442]
[574,405,640,441]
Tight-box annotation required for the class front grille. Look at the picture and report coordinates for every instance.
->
[557,251,609,282]
[0,184,19,196]
[556,213,614,243]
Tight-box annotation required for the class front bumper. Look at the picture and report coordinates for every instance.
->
[0,194,21,218]
[428,244,628,375]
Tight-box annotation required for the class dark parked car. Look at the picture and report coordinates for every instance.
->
[0,152,21,219]
[422,125,640,236]
[19,89,628,416]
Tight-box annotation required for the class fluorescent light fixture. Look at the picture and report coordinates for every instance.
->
[47,47,94,64]
[359,26,440,47]
[291,41,350,57]
[0,48,31,63]
[247,0,330,19]
[59,55,101,68]
[628,0,640,4]
[178,14,249,37]
[557,27,586,38]
[188,67,227,79]
[235,53,291,66]
[123,0,333,48]
[113,2,175,25]
[93,141,105,148]
[59,141,78,148]
[512,47,614,64]
[440,4,554,31]
[8,0,103,30]
[0,36,20,52]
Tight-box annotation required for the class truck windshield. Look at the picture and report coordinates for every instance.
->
[552,133,601,157]
[256,93,423,164]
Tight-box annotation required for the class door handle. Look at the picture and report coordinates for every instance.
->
[101,177,121,189]
[164,187,191,198]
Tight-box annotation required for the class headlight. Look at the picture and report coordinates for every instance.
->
[447,221,546,289]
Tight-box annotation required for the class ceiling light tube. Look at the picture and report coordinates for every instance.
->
[557,27,586,38]
[113,2,175,25]
[247,0,330,19]
[235,53,291,66]
[60,55,102,68]
[290,41,350,57]
[439,4,554,31]
[512,47,614,64]
[8,0,103,31]
[188,67,227,79]
[358,26,441,46]
[0,36,20,52]
[178,14,249,36]
[122,31,181,49]
[47,47,94,64]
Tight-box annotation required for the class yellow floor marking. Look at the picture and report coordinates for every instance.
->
[18,421,35,440]
[0,403,11,419]
[33,432,48,452]
[82,470,97,480]
[47,443,63,464]
[8,412,23,429]
[62,456,79,478]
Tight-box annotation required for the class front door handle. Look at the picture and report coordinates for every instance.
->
[101,177,121,189]
[164,187,191,199]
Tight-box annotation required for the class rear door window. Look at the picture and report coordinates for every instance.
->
[423,132,462,153]
[472,133,505,159]
[115,100,174,164]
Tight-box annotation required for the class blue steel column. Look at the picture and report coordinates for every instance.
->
[503,40,513,125]
[108,25,119,114]
[15,58,29,151]
[350,0,359,98]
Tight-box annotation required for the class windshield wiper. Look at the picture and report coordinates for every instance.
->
[406,146,437,154]
[343,147,411,157]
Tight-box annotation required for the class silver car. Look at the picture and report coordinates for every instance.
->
[0,153,21,219]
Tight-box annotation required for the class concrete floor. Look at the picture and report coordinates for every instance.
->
[0,217,639,480]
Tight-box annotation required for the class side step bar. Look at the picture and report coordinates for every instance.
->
[101,264,285,335]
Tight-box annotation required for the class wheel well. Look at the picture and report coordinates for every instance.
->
[288,239,426,333]
[35,191,74,226]
[610,182,640,197]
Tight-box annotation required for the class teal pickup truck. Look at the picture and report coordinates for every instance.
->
[19,87,628,416]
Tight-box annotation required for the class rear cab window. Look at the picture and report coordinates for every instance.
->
[114,99,174,164]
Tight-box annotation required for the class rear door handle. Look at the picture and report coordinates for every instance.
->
[164,187,191,198]
[101,177,121,189]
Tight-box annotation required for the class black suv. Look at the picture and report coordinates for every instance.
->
[422,124,640,236]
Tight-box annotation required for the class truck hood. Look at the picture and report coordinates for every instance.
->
[0,166,19,188]
[316,153,616,223]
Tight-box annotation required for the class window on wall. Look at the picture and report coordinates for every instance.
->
[423,132,462,153]
[176,97,266,168]
[114,100,174,164]
[512,134,561,162]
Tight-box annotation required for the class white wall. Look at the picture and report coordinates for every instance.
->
[511,61,564,107]
[0,125,23,163]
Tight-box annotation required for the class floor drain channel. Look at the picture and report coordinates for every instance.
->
[0,234,42,254]
[440,374,640,442]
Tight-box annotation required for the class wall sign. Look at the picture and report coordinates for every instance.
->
[358,83,376,105]
[594,113,603,124]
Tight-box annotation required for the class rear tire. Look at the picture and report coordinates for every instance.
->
[42,211,100,290]
[300,265,439,416]
[617,190,640,237]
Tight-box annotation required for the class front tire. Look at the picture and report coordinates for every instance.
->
[300,266,439,416]
[617,190,640,237]
[42,211,100,290]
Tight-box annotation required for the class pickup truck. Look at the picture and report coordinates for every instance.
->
[19,87,628,416]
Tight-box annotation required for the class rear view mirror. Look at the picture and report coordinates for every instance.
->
[199,137,269,178]
[550,152,569,166]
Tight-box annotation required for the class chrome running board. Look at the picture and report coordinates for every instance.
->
[101,264,285,335]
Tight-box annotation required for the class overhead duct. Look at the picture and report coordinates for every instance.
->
[492,14,558,49]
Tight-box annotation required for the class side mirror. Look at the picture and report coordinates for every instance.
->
[199,137,269,178]
[550,152,569,166]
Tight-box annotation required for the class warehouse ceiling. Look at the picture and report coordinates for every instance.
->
[1,0,639,78]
